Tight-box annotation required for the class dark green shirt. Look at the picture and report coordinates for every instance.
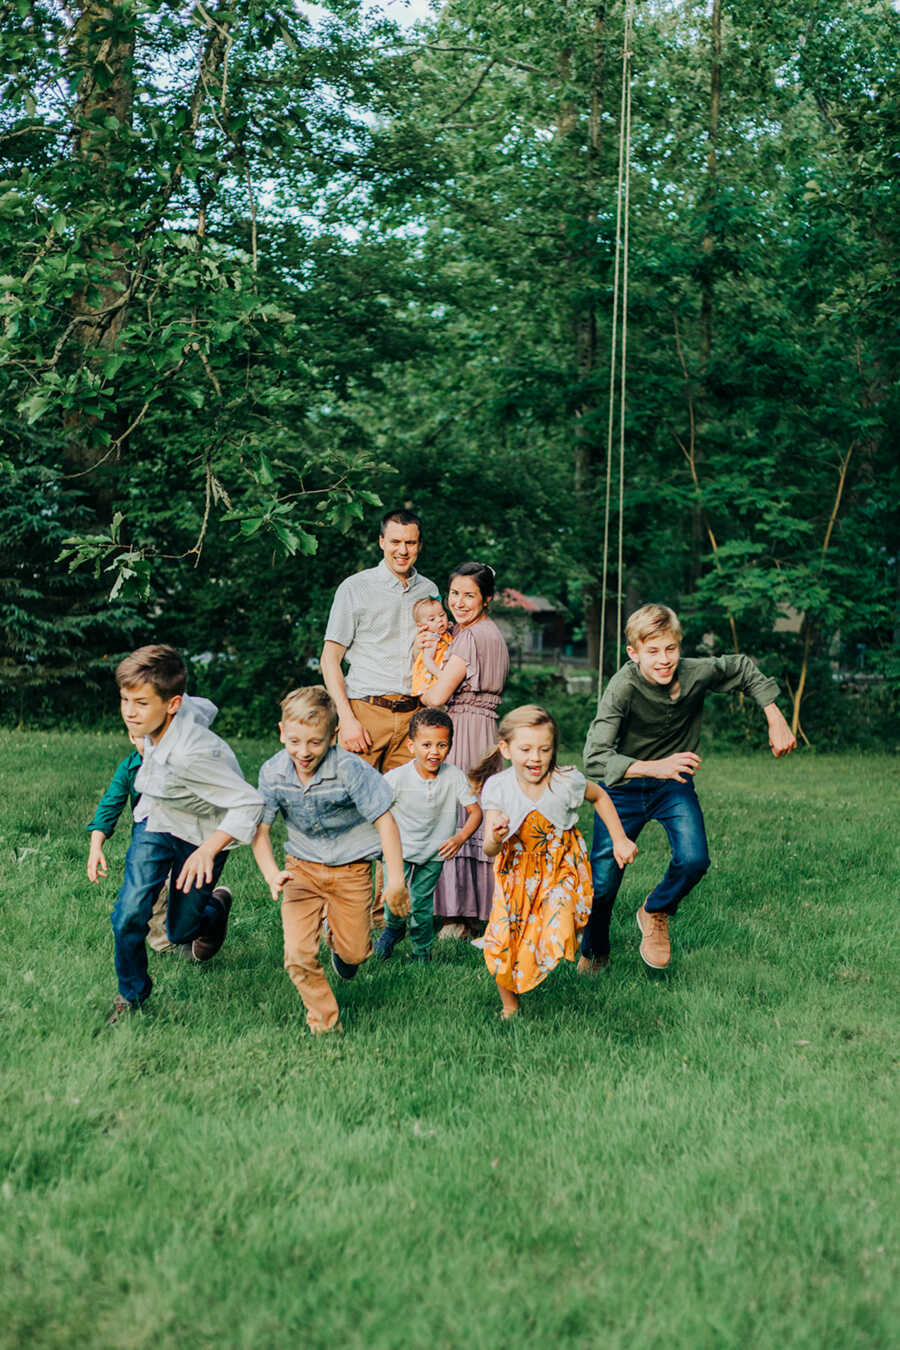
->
[86,750,142,838]
[583,655,781,787]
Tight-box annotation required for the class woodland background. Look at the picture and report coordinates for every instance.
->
[1,0,897,744]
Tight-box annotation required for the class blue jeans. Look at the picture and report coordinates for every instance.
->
[111,820,228,1004]
[582,778,710,959]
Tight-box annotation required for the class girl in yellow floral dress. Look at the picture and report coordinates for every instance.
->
[475,706,638,1018]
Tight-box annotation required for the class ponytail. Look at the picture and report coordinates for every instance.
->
[469,744,505,793]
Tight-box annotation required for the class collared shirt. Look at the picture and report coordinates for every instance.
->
[481,766,587,840]
[323,559,439,697]
[583,655,781,788]
[134,695,263,846]
[258,745,393,865]
[383,759,477,862]
[86,749,141,838]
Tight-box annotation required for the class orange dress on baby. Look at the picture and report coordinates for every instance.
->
[481,767,593,994]
[411,631,453,695]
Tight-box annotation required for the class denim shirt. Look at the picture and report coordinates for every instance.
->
[258,745,393,865]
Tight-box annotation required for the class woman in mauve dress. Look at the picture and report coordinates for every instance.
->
[419,561,509,938]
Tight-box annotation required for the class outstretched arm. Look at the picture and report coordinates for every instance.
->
[483,809,510,858]
[320,640,372,754]
[584,782,638,867]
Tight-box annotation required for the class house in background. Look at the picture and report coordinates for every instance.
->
[493,588,567,661]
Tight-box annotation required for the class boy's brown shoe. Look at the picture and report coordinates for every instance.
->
[104,994,138,1027]
[636,902,671,969]
[192,887,232,962]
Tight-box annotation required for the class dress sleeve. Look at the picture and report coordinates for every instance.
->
[447,626,479,686]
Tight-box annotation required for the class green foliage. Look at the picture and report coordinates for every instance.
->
[0,1,897,739]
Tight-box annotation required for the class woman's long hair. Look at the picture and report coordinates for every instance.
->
[469,704,559,792]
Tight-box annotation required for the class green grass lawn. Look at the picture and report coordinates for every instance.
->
[1,732,897,1350]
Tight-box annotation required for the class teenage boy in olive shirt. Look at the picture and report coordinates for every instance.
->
[580,604,796,972]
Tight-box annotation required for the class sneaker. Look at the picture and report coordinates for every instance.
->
[576,953,610,975]
[104,994,138,1027]
[374,925,404,960]
[636,902,671,969]
[331,949,359,981]
[192,886,232,963]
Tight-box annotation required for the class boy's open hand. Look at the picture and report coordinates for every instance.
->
[613,836,639,868]
[438,832,466,860]
[383,881,410,918]
[176,844,218,892]
[656,752,701,783]
[87,843,108,882]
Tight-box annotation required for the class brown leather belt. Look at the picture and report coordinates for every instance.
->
[358,694,420,713]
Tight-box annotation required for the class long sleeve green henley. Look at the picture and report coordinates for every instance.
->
[583,655,781,787]
[86,750,142,838]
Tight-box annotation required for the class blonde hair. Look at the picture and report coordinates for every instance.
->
[625,604,683,649]
[469,704,559,792]
[413,596,444,622]
[280,686,338,738]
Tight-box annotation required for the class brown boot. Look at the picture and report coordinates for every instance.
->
[636,902,671,969]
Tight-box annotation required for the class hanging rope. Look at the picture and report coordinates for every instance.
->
[597,0,634,707]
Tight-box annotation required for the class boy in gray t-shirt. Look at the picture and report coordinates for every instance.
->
[375,708,482,962]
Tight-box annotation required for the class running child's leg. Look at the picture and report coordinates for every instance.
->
[164,839,229,952]
[496,979,520,1018]
[644,780,710,914]
[408,859,443,958]
[111,821,177,1005]
[582,785,647,960]
[281,856,339,1033]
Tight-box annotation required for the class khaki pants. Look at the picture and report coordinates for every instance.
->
[348,698,416,772]
[282,856,373,1033]
[147,884,176,953]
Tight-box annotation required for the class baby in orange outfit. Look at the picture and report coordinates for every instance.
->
[411,597,452,695]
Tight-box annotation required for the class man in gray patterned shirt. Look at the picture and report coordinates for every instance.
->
[320,510,439,773]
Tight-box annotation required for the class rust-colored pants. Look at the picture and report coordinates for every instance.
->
[281,856,373,1032]
[347,698,416,772]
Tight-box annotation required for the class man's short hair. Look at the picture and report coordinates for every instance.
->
[380,508,423,540]
[408,706,453,744]
[413,596,444,622]
[625,604,683,648]
[280,686,338,738]
[116,645,186,699]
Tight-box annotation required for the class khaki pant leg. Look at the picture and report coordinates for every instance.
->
[325,862,374,967]
[382,707,416,771]
[348,700,393,769]
[148,882,175,953]
[281,858,340,1033]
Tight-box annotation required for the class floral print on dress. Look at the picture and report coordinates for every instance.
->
[483,810,593,993]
